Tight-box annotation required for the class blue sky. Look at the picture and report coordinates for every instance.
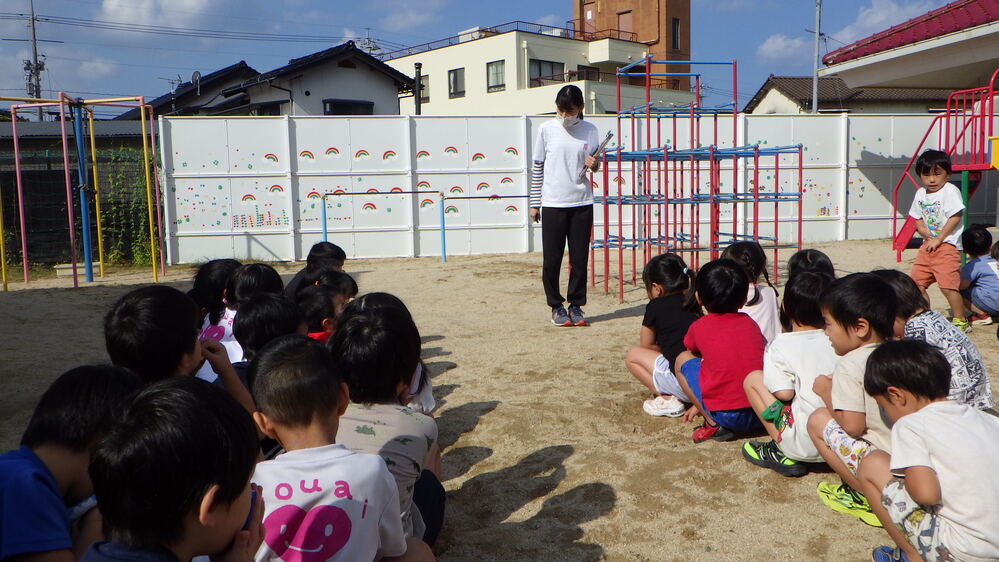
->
[0,0,950,116]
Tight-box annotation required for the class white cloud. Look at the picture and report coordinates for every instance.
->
[374,0,448,32]
[756,33,810,64]
[343,27,360,41]
[831,0,938,45]
[78,58,117,78]
[535,14,565,27]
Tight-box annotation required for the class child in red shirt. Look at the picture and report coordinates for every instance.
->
[675,258,766,443]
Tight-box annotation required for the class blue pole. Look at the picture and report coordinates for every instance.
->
[72,101,93,282]
[321,195,328,242]
[439,193,446,263]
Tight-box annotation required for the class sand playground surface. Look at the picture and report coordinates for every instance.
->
[2,238,997,561]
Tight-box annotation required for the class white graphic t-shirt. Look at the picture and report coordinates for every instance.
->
[907,182,965,249]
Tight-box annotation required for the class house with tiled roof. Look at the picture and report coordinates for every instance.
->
[744,75,953,114]
[115,60,259,119]
[820,0,999,89]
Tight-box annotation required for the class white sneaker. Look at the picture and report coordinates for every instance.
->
[643,395,685,417]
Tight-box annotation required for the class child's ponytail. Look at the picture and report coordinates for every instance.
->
[642,253,703,316]
[681,266,702,316]
[721,241,778,300]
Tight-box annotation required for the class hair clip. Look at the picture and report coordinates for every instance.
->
[682,267,689,275]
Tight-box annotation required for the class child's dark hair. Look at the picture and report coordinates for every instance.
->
[721,241,777,302]
[914,149,952,176]
[787,249,834,280]
[348,292,413,319]
[306,241,346,269]
[869,269,928,320]
[329,302,421,404]
[104,286,201,383]
[224,263,283,309]
[189,259,242,325]
[820,272,896,340]
[555,84,584,115]
[694,258,749,314]
[313,270,358,298]
[864,339,951,400]
[962,226,992,257]
[251,335,342,427]
[296,285,342,333]
[782,271,833,328]
[233,293,304,361]
[642,253,701,316]
[90,377,258,549]
[21,365,143,452]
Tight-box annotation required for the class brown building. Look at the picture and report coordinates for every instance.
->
[571,0,691,90]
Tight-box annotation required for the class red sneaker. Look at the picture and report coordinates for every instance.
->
[969,313,993,326]
[692,422,736,443]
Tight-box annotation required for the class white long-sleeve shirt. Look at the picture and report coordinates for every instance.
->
[530,118,600,208]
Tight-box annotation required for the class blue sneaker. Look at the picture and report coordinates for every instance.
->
[551,306,571,326]
[567,305,587,326]
[872,546,908,562]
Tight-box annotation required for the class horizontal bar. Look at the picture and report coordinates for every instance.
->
[616,72,700,77]
[650,60,735,65]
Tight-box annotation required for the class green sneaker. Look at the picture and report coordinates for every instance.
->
[816,482,882,527]
[951,317,971,333]
[742,440,806,477]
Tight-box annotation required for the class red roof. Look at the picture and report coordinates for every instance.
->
[822,0,999,65]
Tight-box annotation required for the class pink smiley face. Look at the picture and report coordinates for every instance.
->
[263,505,352,562]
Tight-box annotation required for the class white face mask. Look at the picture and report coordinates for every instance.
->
[556,113,580,128]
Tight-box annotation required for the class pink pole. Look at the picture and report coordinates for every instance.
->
[143,102,167,276]
[56,94,79,288]
[10,108,29,283]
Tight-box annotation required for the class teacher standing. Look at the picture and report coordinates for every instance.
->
[529,85,601,327]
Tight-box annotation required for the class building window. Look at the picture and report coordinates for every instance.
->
[323,98,374,115]
[486,60,505,92]
[576,65,599,81]
[672,18,681,50]
[419,74,430,104]
[529,59,565,87]
[448,68,465,99]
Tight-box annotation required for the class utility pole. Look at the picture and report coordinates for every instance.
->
[26,0,45,120]
[811,0,822,114]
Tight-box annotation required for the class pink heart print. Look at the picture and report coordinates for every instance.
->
[263,504,352,562]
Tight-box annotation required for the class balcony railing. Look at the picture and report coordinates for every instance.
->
[530,70,671,89]
[379,21,638,61]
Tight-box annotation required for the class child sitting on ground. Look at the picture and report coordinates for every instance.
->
[188,258,242,324]
[806,273,896,526]
[960,225,999,326]
[742,271,838,477]
[296,286,346,344]
[674,258,765,443]
[0,365,143,562]
[284,241,347,298]
[331,295,444,546]
[872,268,994,410]
[196,263,284,380]
[250,335,433,562]
[104,285,255,414]
[232,293,307,387]
[721,241,780,343]
[83,377,263,562]
[857,340,999,562]
[624,253,701,418]
[907,149,968,331]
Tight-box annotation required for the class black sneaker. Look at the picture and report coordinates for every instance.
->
[551,306,572,326]
[567,305,587,326]
[742,440,807,477]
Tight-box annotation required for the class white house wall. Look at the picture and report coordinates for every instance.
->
[243,59,401,115]
[159,113,995,263]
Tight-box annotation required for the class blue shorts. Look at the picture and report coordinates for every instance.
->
[680,358,760,432]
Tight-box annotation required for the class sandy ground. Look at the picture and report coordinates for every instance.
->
[2,239,997,561]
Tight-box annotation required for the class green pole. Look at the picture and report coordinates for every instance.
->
[961,170,969,266]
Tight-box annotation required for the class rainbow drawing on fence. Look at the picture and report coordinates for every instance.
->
[299,150,315,159]
[504,205,518,213]
[325,147,340,156]
[269,185,284,193]
[241,194,256,202]
[449,186,463,193]
[417,180,432,189]
[331,189,346,195]
[306,191,321,199]
[476,182,490,191]
[389,187,404,193]
[416,150,431,159]
[382,150,397,160]
[500,177,514,184]
[613,176,625,184]
[263,153,279,163]
[488,194,501,201]
[420,198,435,208]
[471,152,486,161]
[366,188,380,194]
[443,146,459,155]
[354,149,370,159]
[504,147,519,156]
[444,205,459,214]
[361,202,377,212]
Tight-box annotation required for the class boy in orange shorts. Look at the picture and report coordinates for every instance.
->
[908,149,968,331]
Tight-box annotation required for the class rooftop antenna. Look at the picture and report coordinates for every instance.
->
[157,75,183,92]
[357,28,382,56]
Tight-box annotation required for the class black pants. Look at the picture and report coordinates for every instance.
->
[413,469,444,547]
[542,205,593,308]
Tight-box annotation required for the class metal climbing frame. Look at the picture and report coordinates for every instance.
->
[589,56,804,302]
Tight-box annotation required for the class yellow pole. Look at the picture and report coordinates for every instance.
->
[80,97,141,104]
[139,105,158,282]
[0,95,61,103]
[0,183,7,292]
[87,108,105,277]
